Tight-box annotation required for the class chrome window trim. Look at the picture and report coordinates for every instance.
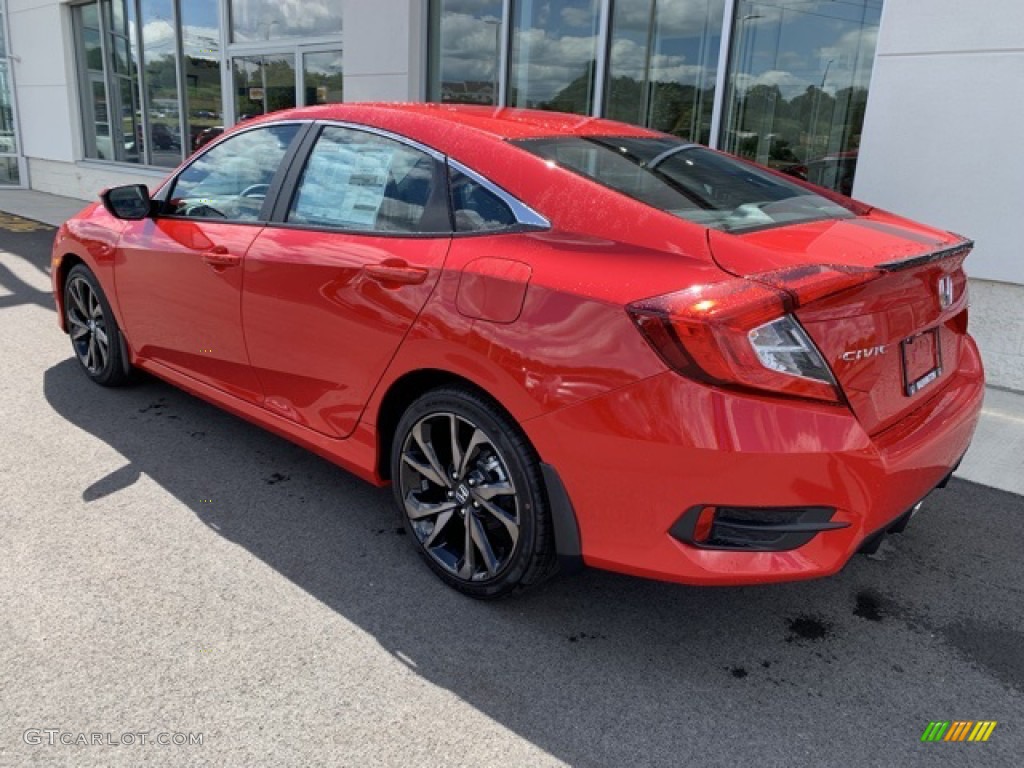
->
[448,157,550,230]
[317,119,446,162]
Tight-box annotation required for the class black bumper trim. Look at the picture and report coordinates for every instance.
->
[670,505,848,552]
[540,462,584,574]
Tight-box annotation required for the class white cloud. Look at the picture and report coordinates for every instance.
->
[612,0,727,37]
[438,12,502,83]
[232,0,339,42]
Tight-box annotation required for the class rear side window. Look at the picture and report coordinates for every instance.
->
[287,126,446,234]
[449,168,517,233]
[515,136,854,233]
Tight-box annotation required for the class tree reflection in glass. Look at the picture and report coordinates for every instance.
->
[605,0,725,144]
[508,0,601,115]
[723,0,882,194]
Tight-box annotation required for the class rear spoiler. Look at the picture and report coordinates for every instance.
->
[876,239,974,272]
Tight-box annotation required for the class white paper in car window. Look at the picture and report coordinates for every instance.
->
[293,143,395,229]
[340,148,393,228]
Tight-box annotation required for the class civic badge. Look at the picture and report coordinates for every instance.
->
[938,275,954,309]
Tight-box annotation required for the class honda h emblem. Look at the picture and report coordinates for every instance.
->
[938,275,954,309]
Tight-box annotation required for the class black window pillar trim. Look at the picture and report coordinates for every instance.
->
[268,122,324,223]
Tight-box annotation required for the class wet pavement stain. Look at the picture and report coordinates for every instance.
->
[853,590,885,622]
[942,620,1024,692]
[567,632,606,643]
[786,615,832,642]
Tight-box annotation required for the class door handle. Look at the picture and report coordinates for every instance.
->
[201,246,241,268]
[364,261,428,286]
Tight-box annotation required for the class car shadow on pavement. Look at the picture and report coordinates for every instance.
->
[0,222,57,311]
[43,357,1024,766]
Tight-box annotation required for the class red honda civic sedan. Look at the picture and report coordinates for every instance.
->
[52,104,984,598]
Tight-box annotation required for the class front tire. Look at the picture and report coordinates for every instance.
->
[64,264,130,387]
[390,387,557,598]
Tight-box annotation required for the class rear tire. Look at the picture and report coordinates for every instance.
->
[390,386,557,598]
[64,264,130,387]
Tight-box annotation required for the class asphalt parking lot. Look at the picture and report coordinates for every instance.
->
[1,214,1022,767]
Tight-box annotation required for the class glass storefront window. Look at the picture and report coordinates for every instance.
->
[722,0,882,194]
[0,6,20,183]
[0,157,18,185]
[508,0,601,114]
[141,0,182,167]
[73,1,149,164]
[428,0,503,105]
[303,51,344,106]
[180,0,223,154]
[233,54,297,120]
[230,0,339,43]
[72,1,340,167]
[605,0,724,144]
[110,0,142,164]
[430,0,884,192]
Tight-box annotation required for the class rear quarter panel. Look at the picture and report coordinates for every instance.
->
[363,228,727,431]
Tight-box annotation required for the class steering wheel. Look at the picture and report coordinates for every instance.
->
[183,202,227,218]
[240,183,270,199]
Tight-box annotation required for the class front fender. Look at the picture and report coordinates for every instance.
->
[52,203,127,334]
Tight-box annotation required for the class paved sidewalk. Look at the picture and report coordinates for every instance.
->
[0,188,90,226]
[5,187,1023,496]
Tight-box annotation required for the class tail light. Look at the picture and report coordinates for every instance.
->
[626,265,879,403]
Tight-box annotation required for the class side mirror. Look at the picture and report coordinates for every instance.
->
[100,184,152,220]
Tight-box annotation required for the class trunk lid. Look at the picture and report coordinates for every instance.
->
[708,213,973,435]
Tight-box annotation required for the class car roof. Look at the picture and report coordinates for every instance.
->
[258,102,663,141]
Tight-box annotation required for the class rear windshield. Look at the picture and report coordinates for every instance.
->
[515,136,854,233]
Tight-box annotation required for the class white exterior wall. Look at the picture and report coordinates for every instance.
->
[341,0,425,102]
[8,0,76,165]
[855,0,1024,389]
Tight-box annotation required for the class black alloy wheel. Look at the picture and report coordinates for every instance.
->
[64,264,130,386]
[391,387,556,598]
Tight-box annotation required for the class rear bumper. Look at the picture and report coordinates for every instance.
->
[524,337,984,585]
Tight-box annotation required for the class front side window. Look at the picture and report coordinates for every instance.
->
[287,126,445,234]
[168,124,299,220]
[517,136,854,233]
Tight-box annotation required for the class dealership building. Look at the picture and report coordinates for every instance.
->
[0,0,1020,388]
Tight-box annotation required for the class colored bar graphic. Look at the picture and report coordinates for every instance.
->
[921,721,997,742]
[945,721,972,741]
